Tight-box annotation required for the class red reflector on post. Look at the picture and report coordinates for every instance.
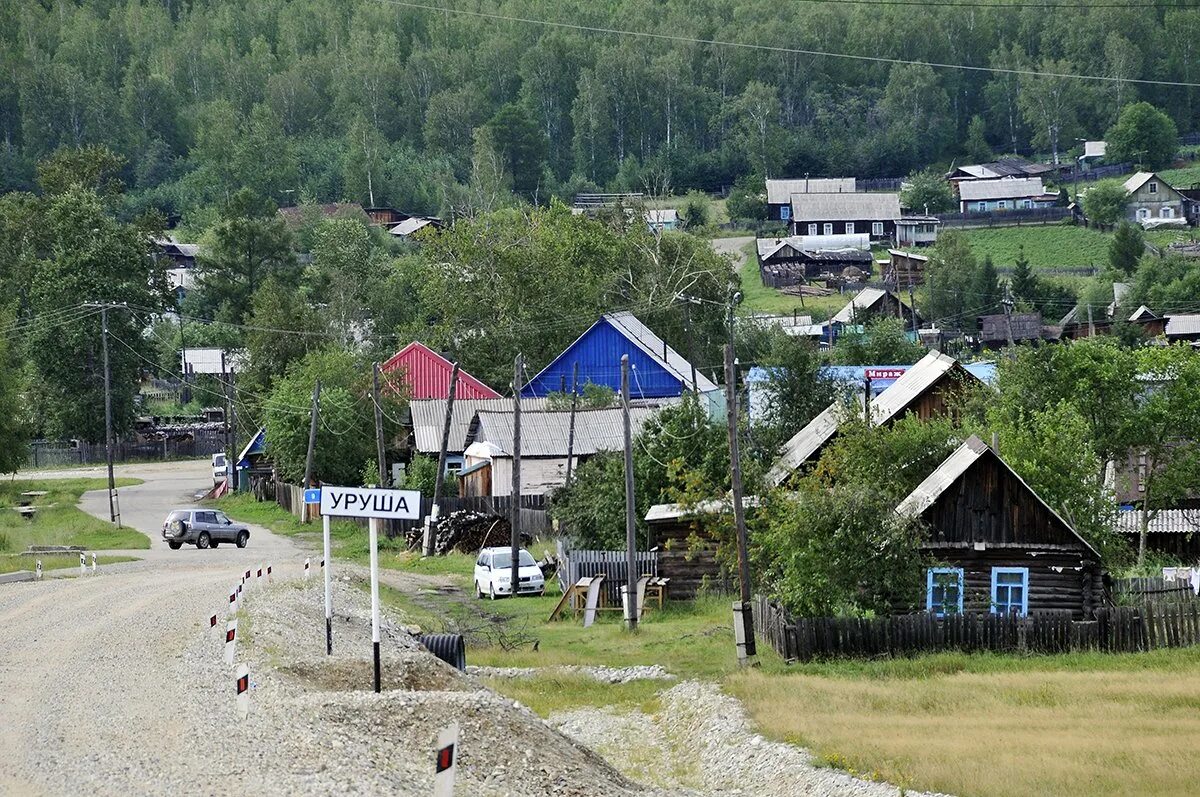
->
[237,674,249,695]
[436,745,454,773]
[210,614,217,627]
[226,628,235,644]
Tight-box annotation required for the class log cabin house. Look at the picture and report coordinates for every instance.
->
[896,435,1105,618]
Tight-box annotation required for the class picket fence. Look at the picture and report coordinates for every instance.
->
[752,596,1200,662]
[556,541,660,604]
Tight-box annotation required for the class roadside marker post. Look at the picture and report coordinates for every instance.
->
[208,613,218,629]
[235,663,250,719]
[433,722,460,797]
[79,552,86,576]
[224,619,238,665]
[256,565,263,583]
[35,560,42,581]
[267,563,273,583]
[90,552,97,574]
[318,485,420,691]
[229,586,239,615]
[304,558,310,581]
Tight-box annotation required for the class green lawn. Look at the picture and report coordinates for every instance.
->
[0,553,139,575]
[0,478,149,552]
[957,224,1113,269]
[1161,163,1200,187]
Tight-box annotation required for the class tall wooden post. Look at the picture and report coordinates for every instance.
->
[564,362,579,486]
[510,355,523,593]
[427,363,460,556]
[100,306,118,525]
[621,355,637,630]
[724,343,755,664]
[372,363,388,487]
[302,380,322,522]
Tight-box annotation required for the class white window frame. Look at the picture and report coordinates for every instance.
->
[845,222,855,235]
[1161,207,1174,219]
[823,223,833,235]
[1022,199,1032,209]
[1137,208,1150,221]
[1149,182,1158,194]
[872,222,884,236]
[977,202,987,212]
[997,200,1008,210]
[807,223,817,235]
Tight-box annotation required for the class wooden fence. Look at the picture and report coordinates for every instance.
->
[556,541,659,604]
[1116,577,1200,607]
[935,206,1072,229]
[28,432,225,467]
[752,596,1200,662]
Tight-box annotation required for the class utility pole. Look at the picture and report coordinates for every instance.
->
[682,298,700,392]
[863,376,873,426]
[510,354,523,594]
[908,272,918,337]
[178,310,190,405]
[621,355,637,631]
[99,306,119,526]
[372,363,388,487]
[227,369,237,486]
[724,342,755,665]
[564,362,579,487]
[221,350,231,483]
[302,380,321,499]
[1001,284,1016,351]
[1087,303,1095,338]
[426,363,460,556]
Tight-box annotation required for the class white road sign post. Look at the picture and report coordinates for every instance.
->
[235,663,250,720]
[319,485,420,693]
[323,514,332,654]
[433,722,460,797]
[224,619,238,665]
[79,552,86,576]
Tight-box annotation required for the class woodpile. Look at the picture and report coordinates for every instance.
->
[404,509,531,555]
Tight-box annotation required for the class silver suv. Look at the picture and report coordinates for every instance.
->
[162,508,250,550]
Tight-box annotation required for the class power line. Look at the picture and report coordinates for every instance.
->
[373,0,1200,87]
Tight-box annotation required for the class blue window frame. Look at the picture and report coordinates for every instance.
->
[780,205,791,221]
[991,567,1029,616]
[926,567,964,617]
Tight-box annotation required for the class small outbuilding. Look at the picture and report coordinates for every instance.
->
[896,435,1105,618]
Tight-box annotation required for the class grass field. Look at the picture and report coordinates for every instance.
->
[736,240,849,320]
[0,553,139,575]
[957,224,1112,269]
[0,478,148,552]
[1161,163,1200,187]
[729,648,1200,797]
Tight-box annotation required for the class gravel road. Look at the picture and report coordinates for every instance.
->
[0,460,944,796]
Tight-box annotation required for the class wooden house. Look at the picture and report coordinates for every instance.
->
[957,178,1058,213]
[894,216,940,246]
[405,397,551,476]
[1165,315,1200,343]
[829,287,922,329]
[643,499,759,599]
[896,435,1105,618]
[977,312,1045,348]
[461,406,661,496]
[789,193,900,240]
[381,342,502,401]
[765,177,856,223]
[520,311,717,399]
[767,351,982,485]
[1123,172,1187,225]
[756,236,873,287]
[1115,509,1200,560]
[885,249,929,287]
[946,158,1055,183]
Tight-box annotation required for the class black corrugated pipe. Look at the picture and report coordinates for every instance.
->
[417,633,466,671]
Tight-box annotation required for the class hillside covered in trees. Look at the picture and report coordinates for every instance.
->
[1,0,1198,223]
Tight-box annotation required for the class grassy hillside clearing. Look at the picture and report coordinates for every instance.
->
[0,478,147,553]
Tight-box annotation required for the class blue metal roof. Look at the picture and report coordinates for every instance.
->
[520,312,716,398]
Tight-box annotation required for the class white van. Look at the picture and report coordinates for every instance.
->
[212,452,228,485]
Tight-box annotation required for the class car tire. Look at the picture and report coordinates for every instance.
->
[168,541,181,550]
[475,581,484,600]
[236,531,249,549]
[196,532,210,550]
[211,542,220,548]
[489,583,497,600]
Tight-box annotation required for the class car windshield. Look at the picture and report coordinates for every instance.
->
[213,455,226,467]
[491,550,537,569]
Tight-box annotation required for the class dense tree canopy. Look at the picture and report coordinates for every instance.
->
[0,0,1195,219]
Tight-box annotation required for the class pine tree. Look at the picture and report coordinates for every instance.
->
[972,254,1002,315]
[1109,221,1145,276]
[1010,246,1038,303]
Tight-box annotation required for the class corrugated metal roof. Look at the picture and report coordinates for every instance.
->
[896,435,1100,557]
[606,312,719,393]
[958,177,1047,201]
[790,192,901,223]
[409,397,552,454]
[766,178,856,204]
[645,496,760,522]
[1115,508,1200,535]
[1166,315,1200,337]
[466,406,662,457]
[765,351,969,485]
[1122,172,1155,194]
[381,342,502,400]
[831,287,916,324]
[389,218,434,236]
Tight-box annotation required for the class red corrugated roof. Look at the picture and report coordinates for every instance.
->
[380,342,502,400]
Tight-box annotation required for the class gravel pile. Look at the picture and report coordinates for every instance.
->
[554,680,951,797]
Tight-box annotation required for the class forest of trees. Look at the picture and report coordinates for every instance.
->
[1,0,1198,226]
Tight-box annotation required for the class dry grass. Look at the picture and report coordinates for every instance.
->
[728,651,1200,797]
